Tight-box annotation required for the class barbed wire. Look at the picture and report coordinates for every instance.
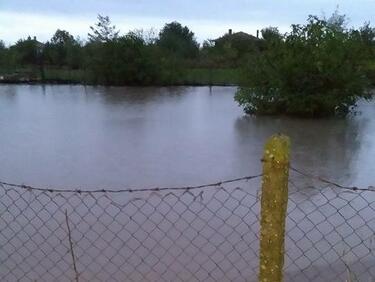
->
[0,179,262,282]
[290,166,375,192]
[0,174,262,194]
[2,165,375,195]
[1,167,375,281]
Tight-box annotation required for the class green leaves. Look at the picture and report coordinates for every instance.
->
[88,15,120,43]
[157,22,199,59]
[236,13,373,117]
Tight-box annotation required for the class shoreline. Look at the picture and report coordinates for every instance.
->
[0,79,238,87]
[0,67,241,87]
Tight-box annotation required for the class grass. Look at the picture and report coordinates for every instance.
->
[0,66,85,83]
[43,67,242,85]
[180,68,241,85]
[43,68,85,83]
[0,66,242,86]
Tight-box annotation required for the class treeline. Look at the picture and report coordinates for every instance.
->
[0,13,374,91]
[0,15,263,85]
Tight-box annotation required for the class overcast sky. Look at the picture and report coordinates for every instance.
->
[0,0,374,44]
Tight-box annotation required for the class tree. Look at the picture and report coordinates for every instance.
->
[0,40,7,67]
[358,22,375,56]
[84,30,164,85]
[110,32,163,84]
[157,21,199,59]
[44,30,82,67]
[11,36,40,65]
[261,27,282,42]
[325,8,348,32]
[235,13,372,117]
[51,29,75,45]
[88,15,120,43]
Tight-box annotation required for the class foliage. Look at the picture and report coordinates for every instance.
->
[215,32,260,63]
[199,31,261,68]
[235,13,373,117]
[88,15,120,43]
[11,36,41,65]
[157,22,199,59]
[358,22,375,56]
[261,27,282,42]
[0,40,6,66]
[44,30,82,68]
[325,9,348,31]
[0,13,374,93]
[85,31,164,85]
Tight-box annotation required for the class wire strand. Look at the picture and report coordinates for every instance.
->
[290,166,375,192]
[0,174,262,194]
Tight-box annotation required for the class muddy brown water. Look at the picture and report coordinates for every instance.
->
[0,85,374,281]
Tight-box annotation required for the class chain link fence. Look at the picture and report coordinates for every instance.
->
[0,169,375,281]
[286,170,375,282]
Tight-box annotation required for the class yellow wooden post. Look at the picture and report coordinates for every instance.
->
[259,134,290,282]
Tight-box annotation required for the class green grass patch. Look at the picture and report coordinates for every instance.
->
[180,68,241,85]
[0,66,241,86]
[43,68,85,83]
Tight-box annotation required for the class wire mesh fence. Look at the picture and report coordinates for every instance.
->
[286,170,375,282]
[0,169,375,282]
[0,178,262,282]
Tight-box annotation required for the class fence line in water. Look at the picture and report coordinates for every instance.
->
[1,166,374,194]
[1,135,375,281]
[0,174,263,194]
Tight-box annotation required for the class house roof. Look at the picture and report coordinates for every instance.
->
[214,31,259,43]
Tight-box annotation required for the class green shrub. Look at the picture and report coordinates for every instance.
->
[235,14,373,117]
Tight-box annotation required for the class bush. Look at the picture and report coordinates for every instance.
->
[235,14,372,117]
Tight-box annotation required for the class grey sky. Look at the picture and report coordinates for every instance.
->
[0,0,374,44]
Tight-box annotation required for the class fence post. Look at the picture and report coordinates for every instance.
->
[259,134,290,282]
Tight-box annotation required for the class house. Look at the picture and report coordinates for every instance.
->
[210,30,262,63]
[213,29,260,52]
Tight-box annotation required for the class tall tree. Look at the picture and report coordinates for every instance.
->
[261,27,282,42]
[88,15,120,43]
[11,36,40,65]
[44,30,80,67]
[157,22,199,59]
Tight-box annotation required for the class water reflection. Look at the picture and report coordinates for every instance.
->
[99,86,188,105]
[235,115,363,183]
[0,84,17,101]
[0,85,373,189]
[1,85,374,281]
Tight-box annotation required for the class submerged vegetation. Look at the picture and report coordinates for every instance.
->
[235,12,375,117]
[0,11,374,116]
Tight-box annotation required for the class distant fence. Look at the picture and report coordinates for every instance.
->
[1,135,375,281]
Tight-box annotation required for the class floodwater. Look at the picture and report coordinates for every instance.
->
[1,84,375,188]
[0,84,375,282]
